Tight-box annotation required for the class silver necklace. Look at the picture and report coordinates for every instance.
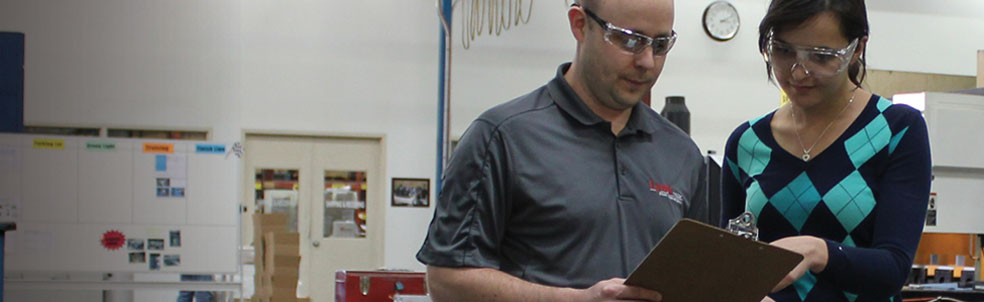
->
[790,93,855,161]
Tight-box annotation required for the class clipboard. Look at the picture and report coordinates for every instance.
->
[624,219,803,302]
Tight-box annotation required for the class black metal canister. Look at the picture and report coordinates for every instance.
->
[661,96,690,135]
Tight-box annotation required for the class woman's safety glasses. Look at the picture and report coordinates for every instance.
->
[765,32,859,78]
[580,6,677,56]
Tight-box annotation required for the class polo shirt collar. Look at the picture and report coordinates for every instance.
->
[548,63,659,135]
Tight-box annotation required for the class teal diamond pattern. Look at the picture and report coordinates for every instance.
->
[876,97,892,112]
[889,126,909,155]
[844,113,890,168]
[745,181,769,218]
[844,291,859,302]
[769,172,821,231]
[843,235,856,247]
[794,271,818,301]
[737,130,772,177]
[823,171,875,233]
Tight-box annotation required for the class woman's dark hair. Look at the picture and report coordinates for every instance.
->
[758,0,869,87]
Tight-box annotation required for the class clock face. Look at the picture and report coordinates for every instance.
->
[703,1,740,41]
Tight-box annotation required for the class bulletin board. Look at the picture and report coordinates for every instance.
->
[0,133,241,273]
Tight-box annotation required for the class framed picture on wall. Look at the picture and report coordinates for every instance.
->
[391,178,430,207]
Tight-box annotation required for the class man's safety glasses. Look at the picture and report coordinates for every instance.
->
[580,6,677,56]
[764,32,859,78]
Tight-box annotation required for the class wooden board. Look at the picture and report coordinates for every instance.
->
[625,219,803,302]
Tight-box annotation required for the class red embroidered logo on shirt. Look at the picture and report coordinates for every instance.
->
[650,180,683,204]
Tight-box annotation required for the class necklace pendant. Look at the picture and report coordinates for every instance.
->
[802,153,811,161]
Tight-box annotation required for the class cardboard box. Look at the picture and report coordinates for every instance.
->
[253,213,288,227]
[264,243,299,256]
[263,273,299,289]
[264,232,300,256]
[252,293,307,302]
[253,214,291,279]
[264,231,299,245]
[254,279,265,297]
[264,254,301,274]
[258,231,299,278]
[253,276,270,298]
[260,283,297,299]
[253,214,289,246]
[255,270,299,299]
[255,297,300,302]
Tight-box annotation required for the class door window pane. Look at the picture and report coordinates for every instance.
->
[255,169,299,232]
[324,170,367,238]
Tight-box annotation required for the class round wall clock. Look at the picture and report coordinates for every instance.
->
[703,1,740,41]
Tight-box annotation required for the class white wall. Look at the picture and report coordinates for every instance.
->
[1,0,243,140]
[449,0,984,155]
[237,0,441,273]
[1,0,983,293]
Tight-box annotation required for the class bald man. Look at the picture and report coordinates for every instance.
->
[416,0,707,301]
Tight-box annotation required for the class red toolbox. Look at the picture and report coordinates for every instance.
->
[335,270,427,302]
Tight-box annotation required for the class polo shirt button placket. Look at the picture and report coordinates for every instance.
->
[614,139,622,172]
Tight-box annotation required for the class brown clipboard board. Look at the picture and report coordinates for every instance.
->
[624,219,803,302]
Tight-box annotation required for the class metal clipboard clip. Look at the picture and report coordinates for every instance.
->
[726,212,759,241]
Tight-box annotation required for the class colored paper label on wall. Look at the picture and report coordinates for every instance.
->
[33,138,65,150]
[195,144,226,154]
[143,143,174,153]
[155,155,167,171]
[86,141,117,151]
[101,230,126,250]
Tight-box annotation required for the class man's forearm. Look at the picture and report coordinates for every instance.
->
[427,266,580,302]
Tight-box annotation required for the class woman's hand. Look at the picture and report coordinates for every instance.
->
[769,236,829,292]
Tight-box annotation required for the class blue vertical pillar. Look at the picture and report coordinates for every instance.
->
[0,32,25,133]
[435,0,452,196]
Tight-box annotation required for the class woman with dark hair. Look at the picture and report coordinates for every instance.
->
[721,0,932,301]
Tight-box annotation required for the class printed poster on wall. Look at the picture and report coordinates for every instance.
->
[153,153,187,198]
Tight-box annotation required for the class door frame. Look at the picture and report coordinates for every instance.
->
[241,130,388,295]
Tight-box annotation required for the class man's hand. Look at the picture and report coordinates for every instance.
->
[574,278,663,302]
[427,266,661,302]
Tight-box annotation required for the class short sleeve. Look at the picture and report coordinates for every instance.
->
[416,119,512,269]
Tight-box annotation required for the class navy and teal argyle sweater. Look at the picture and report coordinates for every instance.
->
[722,95,931,302]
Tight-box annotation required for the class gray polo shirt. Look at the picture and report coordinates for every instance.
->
[417,63,707,289]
